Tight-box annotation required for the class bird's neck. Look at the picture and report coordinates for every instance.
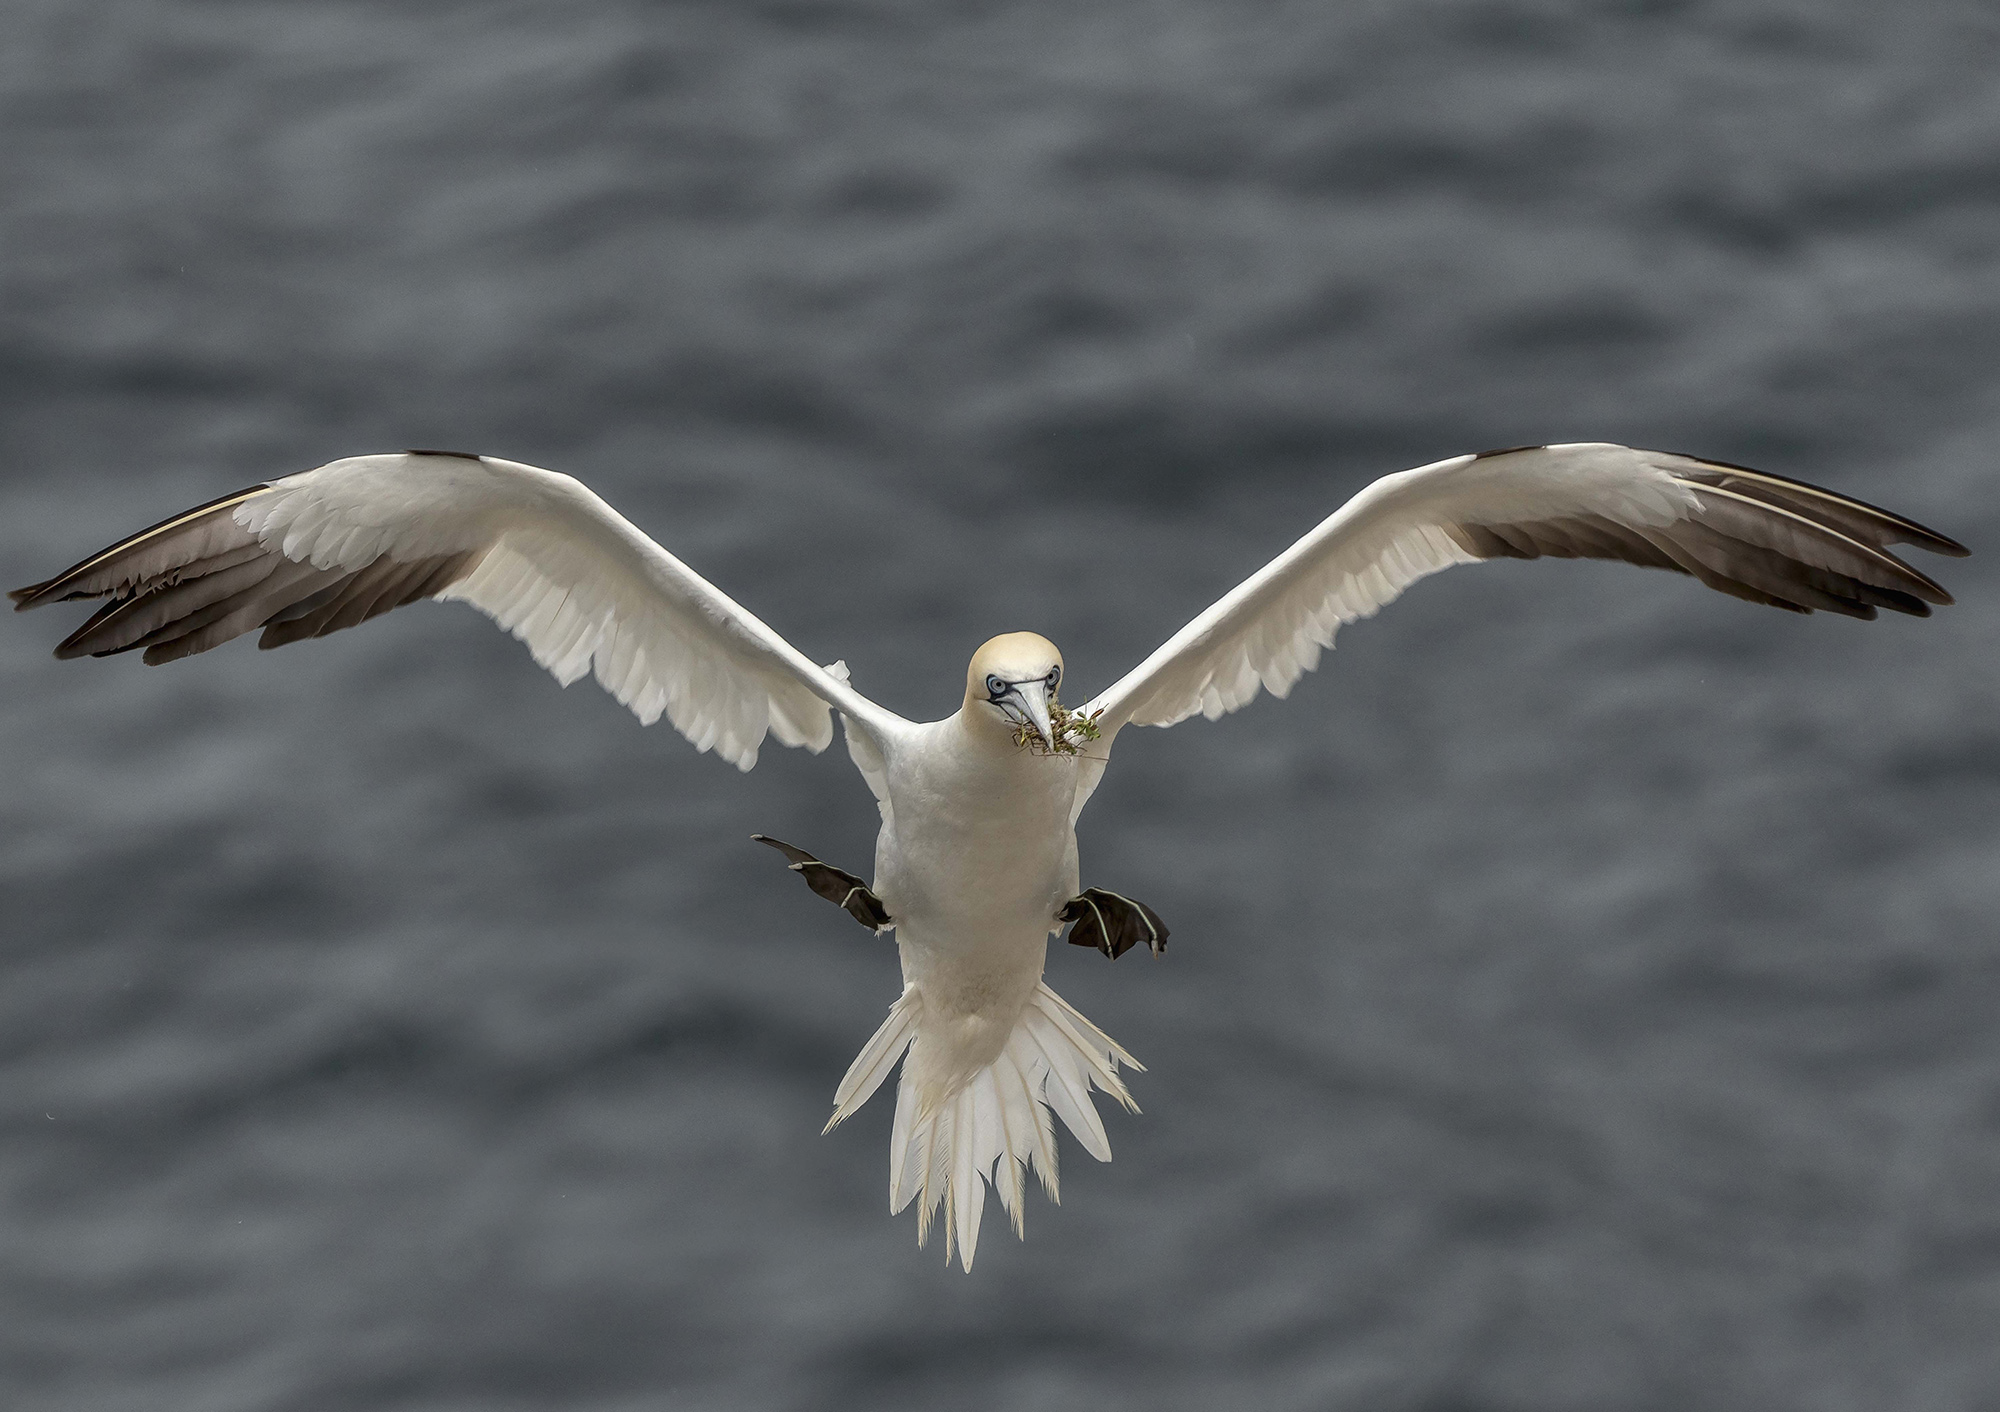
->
[934,708,1078,820]
[950,700,1029,760]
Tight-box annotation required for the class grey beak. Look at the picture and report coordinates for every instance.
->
[1012,678,1054,747]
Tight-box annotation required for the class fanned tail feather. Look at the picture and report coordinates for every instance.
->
[827,980,1141,1272]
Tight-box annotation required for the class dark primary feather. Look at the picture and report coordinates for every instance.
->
[9,485,272,608]
[1671,458,1970,559]
[256,553,478,649]
[11,488,481,665]
[1446,450,1963,620]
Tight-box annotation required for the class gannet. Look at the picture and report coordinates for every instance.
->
[12,442,1964,1269]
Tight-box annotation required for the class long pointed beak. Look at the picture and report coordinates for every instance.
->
[1013,678,1054,747]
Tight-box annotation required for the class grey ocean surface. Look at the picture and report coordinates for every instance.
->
[3,2,1998,1408]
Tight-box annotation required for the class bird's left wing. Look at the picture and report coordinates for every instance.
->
[1083,442,1964,739]
[12,451,906,770]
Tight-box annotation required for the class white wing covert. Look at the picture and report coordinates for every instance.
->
[1084,443,1965,737]
[11,451,903,770]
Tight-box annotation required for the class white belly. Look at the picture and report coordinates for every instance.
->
[872,719,1081,1063]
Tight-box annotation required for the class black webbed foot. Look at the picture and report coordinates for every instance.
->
[1060,888,1168,959]
[752,835,892,931]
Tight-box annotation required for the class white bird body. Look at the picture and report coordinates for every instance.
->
[13,441,1965,1270]
[874,713,1079,1031]
[826,642,1137,1268]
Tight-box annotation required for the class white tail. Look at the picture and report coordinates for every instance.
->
[825,981,1142,1270]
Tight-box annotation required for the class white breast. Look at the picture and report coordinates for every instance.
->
[874,716,1080,983]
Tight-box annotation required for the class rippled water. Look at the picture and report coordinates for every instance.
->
[3,3,1998,1408]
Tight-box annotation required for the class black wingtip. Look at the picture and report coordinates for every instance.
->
[405,449,485,462]
[10,482,273,612]
[1684,454,1970,558]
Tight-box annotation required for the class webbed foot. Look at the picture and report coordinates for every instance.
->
[752,835,892,931]
[1060,888,1168,959]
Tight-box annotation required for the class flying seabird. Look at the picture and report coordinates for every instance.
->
[12,442,1965,1269]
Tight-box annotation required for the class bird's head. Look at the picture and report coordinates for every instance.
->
[965,632,1064,748]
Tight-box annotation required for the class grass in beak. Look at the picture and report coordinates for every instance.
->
[1013,695,1104,757]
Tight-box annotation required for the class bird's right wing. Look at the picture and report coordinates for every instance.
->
[1082,442,1964,742]
[12,451,907,770]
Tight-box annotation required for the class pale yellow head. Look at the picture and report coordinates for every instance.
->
[964,631,1064,744]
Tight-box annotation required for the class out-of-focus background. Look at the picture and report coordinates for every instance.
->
[2,2,1996,1408]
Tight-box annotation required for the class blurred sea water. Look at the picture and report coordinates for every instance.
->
[2,2,1998,1409]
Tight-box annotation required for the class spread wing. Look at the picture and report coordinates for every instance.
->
[1083,442,1965,739]
[11,450,906,770]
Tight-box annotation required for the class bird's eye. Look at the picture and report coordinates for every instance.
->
[986,675,1008,698]
[1046,666,1060,687]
